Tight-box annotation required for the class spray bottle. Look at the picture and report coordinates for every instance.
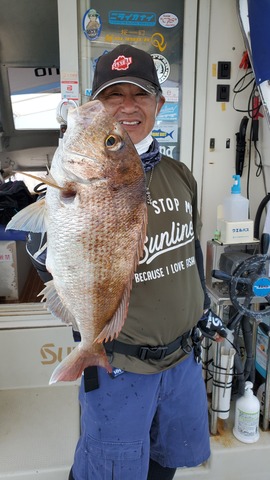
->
[233,381,260,443]
[223,174,249,222]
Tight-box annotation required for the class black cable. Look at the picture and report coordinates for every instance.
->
[254,193,270,239]
[253,141,263,177]
[232,72,255,114]
[246,132,252,200]
[241,316,255,383]
[232,75,263,199]
[233,70,254,94]
[34,182,47,194]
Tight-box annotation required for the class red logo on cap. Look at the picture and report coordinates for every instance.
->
[112,55,132,71]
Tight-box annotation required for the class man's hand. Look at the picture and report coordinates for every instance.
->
[197,309,227,342]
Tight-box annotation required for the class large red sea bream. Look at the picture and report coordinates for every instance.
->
[7,100,147,384]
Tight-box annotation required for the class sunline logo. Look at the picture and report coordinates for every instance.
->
[40,343,76,365]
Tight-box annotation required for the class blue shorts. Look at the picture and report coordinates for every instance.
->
[71,354,210,480]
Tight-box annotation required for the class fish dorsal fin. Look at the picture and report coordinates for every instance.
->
[39,280,79,331]
[6,197,46,233]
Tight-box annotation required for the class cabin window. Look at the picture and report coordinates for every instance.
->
[8,67,61,130]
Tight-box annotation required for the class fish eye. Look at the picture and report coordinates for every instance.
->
[105,134,123,151]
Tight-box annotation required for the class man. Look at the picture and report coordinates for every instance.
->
[65,44,226,480]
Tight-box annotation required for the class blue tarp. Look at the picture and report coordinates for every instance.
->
[248,0,270,85]
[0,225,27,241]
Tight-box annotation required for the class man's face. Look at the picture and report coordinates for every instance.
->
[97,84,165,145]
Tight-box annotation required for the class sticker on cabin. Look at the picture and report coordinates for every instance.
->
[156,103,179,122]
[82,8,102,41]
[152,124,178,143]
[108,10,156,27]
[159,13,179,28]
[151,53,170,84]
[162,87,179,103]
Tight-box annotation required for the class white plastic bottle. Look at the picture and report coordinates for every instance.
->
[223,174,249,222]
[233,381,260,443]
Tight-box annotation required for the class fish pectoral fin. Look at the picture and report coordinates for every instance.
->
[95,283,131,344]
[39,280,79,330]
[6,197,46,233]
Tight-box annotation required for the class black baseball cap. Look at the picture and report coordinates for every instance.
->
[91,44,162,99]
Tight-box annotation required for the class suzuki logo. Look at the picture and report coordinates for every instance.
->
[40,343,75,365]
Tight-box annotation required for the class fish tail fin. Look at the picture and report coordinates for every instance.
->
[49,345,112,384]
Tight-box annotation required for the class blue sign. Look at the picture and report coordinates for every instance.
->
[109,11,156,26]
[253,277,270,297]
[157,104,179,122]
